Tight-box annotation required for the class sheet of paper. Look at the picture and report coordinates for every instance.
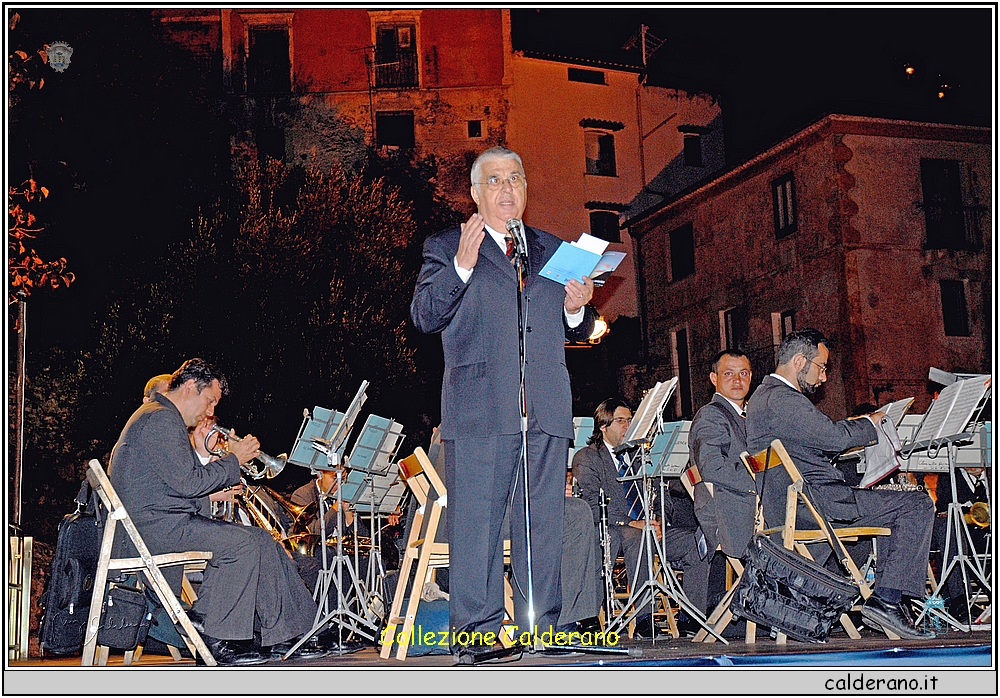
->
[570,232,609,255]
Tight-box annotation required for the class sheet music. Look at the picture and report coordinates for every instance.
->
[909,376,990,446]
[893,415,984,472]
[877,397,914,427]
[620,378,678,448]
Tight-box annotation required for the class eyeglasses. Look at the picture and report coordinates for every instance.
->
[476,173,526,191]
[612,416,632,426]
[808,358,828,375]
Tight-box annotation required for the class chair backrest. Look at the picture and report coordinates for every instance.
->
[397,447,446,508]
[86,459,157,563]
[679,463,702,500]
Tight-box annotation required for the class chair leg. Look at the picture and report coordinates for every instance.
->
[380,504,425,659]
[81,518,117,666]
[395,504,442,661]
[97,645,110,666]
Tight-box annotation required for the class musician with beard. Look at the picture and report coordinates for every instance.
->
[745,329,935,640]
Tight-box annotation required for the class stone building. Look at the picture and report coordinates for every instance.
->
[625,114,991,419]
[152,8,724,322]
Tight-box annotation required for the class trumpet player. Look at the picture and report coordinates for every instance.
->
[110,358,328,665]
[189,416,245,518]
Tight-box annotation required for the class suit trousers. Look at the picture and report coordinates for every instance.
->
[793,488,934,599]
[150,515,317,646]
[445,425,566,642]
[559,496,600,625]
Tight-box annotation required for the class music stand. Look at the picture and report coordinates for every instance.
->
[904,375,992,631]
[611,379,725,643]
[345,415,405,623]
[287,380,369,472]
[284,383,376,658]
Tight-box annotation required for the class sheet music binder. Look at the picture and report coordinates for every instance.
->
[646,421,692,477]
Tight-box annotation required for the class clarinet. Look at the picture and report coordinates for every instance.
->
[598,488,615,624]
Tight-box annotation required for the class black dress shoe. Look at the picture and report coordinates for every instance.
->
[197,637,270,666]
[183,609,207,636]
[632,617,666,640]
[576,617,602,634]
[269,634,330,661]
[316,629,365,655]
[861,596,935,640]
[453,644,522,666]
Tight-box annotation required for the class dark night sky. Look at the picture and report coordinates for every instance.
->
[13,5,996,348]
[512,7,993,163]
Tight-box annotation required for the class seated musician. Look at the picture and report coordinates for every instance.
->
[573,398,709,638]
[745,329,935,640]
[110,359,332,664]
[689,350,756,562]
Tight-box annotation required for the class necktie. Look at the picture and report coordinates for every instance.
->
[616,452,642,521]
[504,234,515,260]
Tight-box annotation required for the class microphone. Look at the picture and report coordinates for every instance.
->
[505,218,528,266]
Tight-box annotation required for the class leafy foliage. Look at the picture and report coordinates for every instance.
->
[8,179,75,303]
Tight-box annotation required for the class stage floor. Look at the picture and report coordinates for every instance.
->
[12,626,991,669]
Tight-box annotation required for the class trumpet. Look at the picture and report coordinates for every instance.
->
[206,424,287,479]
[964,501,990,529]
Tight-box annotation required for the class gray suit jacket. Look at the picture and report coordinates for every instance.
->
[745,375,877,523]
[411,224,594,439]
[573,442,635,527]
[109,394,241,554]
[690,394,756,558]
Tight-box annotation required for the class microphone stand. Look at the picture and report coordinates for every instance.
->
[511,222,536,648]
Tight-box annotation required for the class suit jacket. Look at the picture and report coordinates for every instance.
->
[411,224,594,439]
[689,394,756,557]
[745,374,877,523]
[573,441,635,527]
[109,394,242,555]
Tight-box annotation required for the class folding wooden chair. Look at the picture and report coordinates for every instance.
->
[380,447,514,660]
[81,459,216,666]
[740,440,896,643]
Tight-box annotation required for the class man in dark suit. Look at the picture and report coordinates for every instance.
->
[573,399,710,638]
[689,350,756,560]
[411,146,595,662]
[110,359,324,664]
[745,329,934,639]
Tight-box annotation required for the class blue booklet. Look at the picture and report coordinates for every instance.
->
[538,234,626,286]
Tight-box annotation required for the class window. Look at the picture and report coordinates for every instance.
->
[568,67,606,85]
[585,131,616,176]
[672,328,693,419]
[684,134,703,167]
[921,159,974,250]
[669,223,695,282]
[375,111,414,148]
[772,172,797,238]
[720,307,748,350]
[247,27,290,94]
[374,23,417,88]
[467,120,482,138]
[770,310,795,348]
[940,280,970,336]
[589,211,620,243]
